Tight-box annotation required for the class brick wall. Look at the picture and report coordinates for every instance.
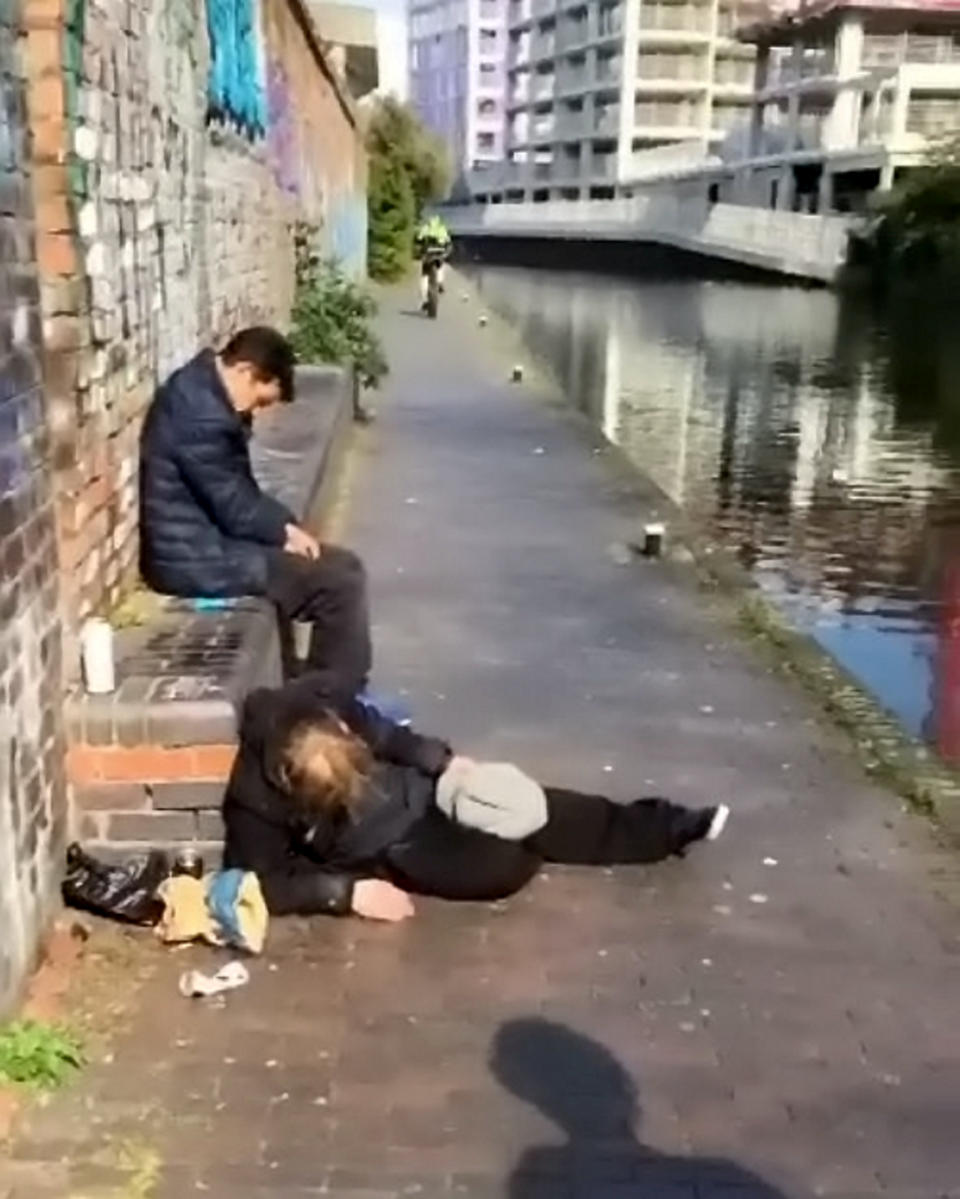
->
[0,0,363,1011]
[0,0,69,1014]
[23,0,365,661]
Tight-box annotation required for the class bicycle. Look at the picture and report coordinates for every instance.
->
[422,251,445,319]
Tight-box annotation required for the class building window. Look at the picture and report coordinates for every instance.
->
[478,98,498,116]
[477,132,496,150]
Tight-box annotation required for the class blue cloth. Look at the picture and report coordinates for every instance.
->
[206,869,245,945]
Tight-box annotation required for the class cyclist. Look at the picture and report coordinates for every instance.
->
[414,215,452,311]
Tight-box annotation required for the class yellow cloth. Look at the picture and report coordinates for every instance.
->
[156,871,268,955]
[156,875,215,944]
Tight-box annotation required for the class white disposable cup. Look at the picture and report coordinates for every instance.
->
[81,618,116,694]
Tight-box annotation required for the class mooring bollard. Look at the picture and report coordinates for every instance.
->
[512,364,523,382]
[479,314,488,327]
[642,522,665,558]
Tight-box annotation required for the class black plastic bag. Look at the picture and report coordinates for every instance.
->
[62,843,170,926]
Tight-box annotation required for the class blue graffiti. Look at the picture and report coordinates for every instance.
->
[206,0,266,137]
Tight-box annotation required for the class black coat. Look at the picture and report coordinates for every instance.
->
[222,673,453,916]
[139,349,296,596]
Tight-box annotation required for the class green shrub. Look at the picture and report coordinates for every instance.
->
[367,152,416,281]
[290,230,388,389]
[874,135,960,280]
[364,97,450,280]
[0,1020,85,1091]
[366,98,450,221]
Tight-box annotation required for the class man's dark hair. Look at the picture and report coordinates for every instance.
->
[220,326,295,403]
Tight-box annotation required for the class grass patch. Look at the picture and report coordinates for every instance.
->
[0,1020,85,1091]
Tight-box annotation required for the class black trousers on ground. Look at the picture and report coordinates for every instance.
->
[264,546,372,697]
[384,789,708,902]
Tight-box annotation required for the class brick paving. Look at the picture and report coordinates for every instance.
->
[6,283,960,1198]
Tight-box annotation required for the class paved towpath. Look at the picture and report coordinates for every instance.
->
[5,281,960,1198]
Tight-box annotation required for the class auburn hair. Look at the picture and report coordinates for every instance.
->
[279,713,372,814]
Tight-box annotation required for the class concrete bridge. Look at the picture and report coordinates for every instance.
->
[443,197,858,284]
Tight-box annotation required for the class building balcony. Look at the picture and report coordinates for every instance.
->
[712,78,754,98]
[557,21,590,51]
[595,56,623,84]
[761,51,837,95]
[593,107,621,136]
[629,137,708,178]
[633,98,705,130]
[589,154,618,179]
[632,123,705,142]
[638,5,713,43]
[508,0,532,24]
[634,75,710,93]
[556,68,591,94]
[467,160,530,193]
[554,111,588,138]
[530,116,557,140]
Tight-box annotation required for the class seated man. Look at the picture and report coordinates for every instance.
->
[139,326,370,694]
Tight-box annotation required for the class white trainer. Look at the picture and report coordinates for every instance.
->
[707,804,730,841]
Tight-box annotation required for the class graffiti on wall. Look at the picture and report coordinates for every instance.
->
[206,0,266,136]
[265,59,299,194]
[327,196,368,278]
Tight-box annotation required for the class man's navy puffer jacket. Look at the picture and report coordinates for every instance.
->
[139,349,295,597]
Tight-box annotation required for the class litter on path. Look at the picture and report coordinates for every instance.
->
[179,961,250,998]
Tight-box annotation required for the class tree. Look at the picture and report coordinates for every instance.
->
[875,134,960,279]
[366,97,450,218]
[364,97,450,279]
[367,150,416,281]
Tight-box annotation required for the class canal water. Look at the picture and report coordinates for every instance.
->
[461,262,960,762]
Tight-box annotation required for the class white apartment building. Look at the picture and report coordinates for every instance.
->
[408,0,509,180]
[470,0,759,199]
[725,0,960,214]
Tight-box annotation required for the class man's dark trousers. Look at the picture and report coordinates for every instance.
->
[264,546,371,695]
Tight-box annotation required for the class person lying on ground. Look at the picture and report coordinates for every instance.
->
[139,326,371,694]
[222,671,730,922]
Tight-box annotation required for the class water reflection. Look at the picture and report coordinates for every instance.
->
[463,264,960,760]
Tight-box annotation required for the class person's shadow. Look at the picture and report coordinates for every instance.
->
[491,1018,789,1198]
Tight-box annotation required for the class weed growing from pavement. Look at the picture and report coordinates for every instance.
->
[0,1020,85,1090]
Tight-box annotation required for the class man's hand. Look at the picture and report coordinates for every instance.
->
[351,879,415,922]
[284,523,321,560]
